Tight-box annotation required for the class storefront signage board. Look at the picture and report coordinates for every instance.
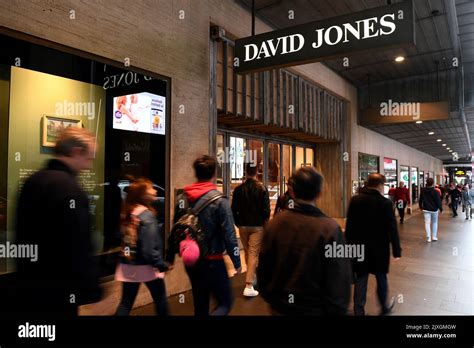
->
[235,1,415,74]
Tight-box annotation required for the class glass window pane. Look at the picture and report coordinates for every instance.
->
[358,153,379,183]
[400,166,410,187]
[305,148,314,167]
[229,136,246,196]
[247,139,264,182]
[383,158,397,196]
[282,144,292,193]
[268,143,280,214]
[296,146,305,169]
[216,134,224,192]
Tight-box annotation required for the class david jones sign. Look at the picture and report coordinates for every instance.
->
[234,1,415,74]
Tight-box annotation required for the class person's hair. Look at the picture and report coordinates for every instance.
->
[290,167,323,201]
[426,178,434,187]
[245,162,257,177]
[54,127,94,157]
[193,155,216,181]
[121,177,155,225]
[367,173,386,188]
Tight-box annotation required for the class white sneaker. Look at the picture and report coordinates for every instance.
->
[426,237,431,243]
[243,286,259,297]
[432,237,438,241]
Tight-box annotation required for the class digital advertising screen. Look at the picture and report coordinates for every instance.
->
[113,92,166,135]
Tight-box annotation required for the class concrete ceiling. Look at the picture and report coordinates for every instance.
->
[236,0,474,163]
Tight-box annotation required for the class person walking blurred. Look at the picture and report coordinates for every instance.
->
[419,178,443,242]
[274,178,295,215]
[14,128,101,316]
[461,184,474,221]
[258,167,352,315]
[345,173,401,316]
[231,163,270,297]
[448,182,462,217]
[167,155,241,316]
[393,182,410,224]
[115,178,170,316]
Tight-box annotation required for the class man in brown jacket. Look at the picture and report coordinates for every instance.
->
[258,167,352,315]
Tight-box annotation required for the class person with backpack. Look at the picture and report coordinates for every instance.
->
[115,178,170,316]
[167,155,242,316]
[231,162,270,297]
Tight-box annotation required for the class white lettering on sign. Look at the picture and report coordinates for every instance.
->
[244,34,305,62]
[312,14,397,49]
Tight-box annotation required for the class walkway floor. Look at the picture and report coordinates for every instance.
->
[131,204,474,316]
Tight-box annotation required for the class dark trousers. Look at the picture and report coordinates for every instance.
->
[116,278,168,316]
[451,199,458,216]
[396,201,407,221]
[185,259,233,316]
[353,273,388,316]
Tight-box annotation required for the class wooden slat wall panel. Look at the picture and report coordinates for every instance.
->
[214,40,349,143]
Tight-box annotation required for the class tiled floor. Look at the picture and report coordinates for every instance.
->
[132,204,474,316]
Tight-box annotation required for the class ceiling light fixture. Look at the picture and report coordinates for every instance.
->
[395,56,405,62]
[442,144,446,146]
[447,147,450,150]
[428,131,434,135]
[416,120,423,124]
[449,150,453,152]
[436,139,442,142]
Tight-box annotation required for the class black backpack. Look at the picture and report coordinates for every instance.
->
[169,191,223,258]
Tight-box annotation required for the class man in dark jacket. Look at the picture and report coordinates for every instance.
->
[345,173,401,316]
[231,162,270,297]
[419,178,443,242]
[14,128,101,316]
[258,167,351,315]
[167,155,241,316]
[448,182,461,217]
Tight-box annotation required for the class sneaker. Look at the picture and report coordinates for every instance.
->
[427,237,431,243]
[432,237,438,241]
[243,286,259,297]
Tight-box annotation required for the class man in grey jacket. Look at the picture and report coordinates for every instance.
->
[461,184,474,220]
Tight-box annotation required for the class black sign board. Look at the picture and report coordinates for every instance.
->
[234,1,415,74]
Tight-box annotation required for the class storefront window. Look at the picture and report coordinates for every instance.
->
[282,144,293,193]
[229,136,246,196]
[411,167,419,203]
[358,153,380,184]
[305,148,314,167]
[296,146,305,168]
[400,166,410,187]
[419,171,425,187]
[383,158,397,196]
[0,34,170,277]
[267,142,281,213]
[247,139,264,183]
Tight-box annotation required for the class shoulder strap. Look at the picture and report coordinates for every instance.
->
[191,191,224,215]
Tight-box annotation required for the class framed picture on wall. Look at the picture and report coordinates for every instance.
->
[42,115,83,147]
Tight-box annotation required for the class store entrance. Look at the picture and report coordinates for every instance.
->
[217,131,315,216]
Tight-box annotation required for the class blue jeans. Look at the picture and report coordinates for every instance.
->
[423,210,439,239]
[185,259,233,316]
